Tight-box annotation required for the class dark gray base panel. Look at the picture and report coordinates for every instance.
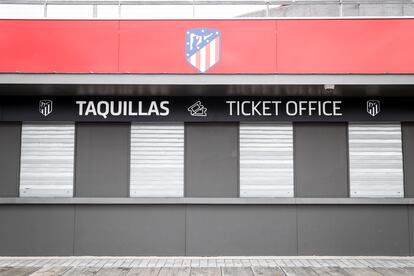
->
[298,205,410,256]
[410,206,414,256]
[0,205,75,256]
[74,205,186,256]
[186,205,297,256]
[0,205,412,256]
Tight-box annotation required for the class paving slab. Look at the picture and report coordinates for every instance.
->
[94,267,130,276]
[311,267,351,276]
[403,268,414,274]
[282,267,319,276]
[190,267,221,276]
[342,268,383,276]
[222,267,254,276]
[251,267,286,276]
[62,267,101,276]
[158,267,190,276]
[0,267,40,276]
[29,267,72,276]
[0,268,12,274]
[126,268,161,276]
[373,267,411,276]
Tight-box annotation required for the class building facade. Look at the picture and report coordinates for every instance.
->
[1,16,414,256]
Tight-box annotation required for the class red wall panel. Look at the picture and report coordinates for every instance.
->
[0,19,413,74]
[119,20,276,73]
[277,19,414,74]
[0,20,119,73]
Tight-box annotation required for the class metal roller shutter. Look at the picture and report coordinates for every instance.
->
[130,123,184,197]
[349,123,404,198]
[240,123,294,197]
[20,123,75,197]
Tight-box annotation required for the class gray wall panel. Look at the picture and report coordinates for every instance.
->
[75,123,129,197]
[0,205,74,256]
[185,123,238,197]
[409,206,414,256]
[294,123,348,197]
[0,123,20,197]
[0,204,412,256]
[298,205,410,256]
[403,123,414,198]
[74,205,186,256]
[186,205,297,256]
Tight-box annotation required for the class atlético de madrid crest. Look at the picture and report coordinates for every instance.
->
[367,100,380,117]
[186,28,221,73]
[39,100,53,117]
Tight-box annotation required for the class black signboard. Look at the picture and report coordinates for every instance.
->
[0,97,413,122]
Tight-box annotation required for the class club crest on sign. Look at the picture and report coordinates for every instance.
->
[39,100,53,117]
[367,100,380,117]
[186,28,221,73]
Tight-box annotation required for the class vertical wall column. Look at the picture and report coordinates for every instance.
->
[75,123,130,197]
[294,123,349,197]
[185,123,239,197]
[0,122,21,197]
[403,123,414,197]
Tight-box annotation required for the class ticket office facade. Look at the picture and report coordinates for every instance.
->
[0,92,414,256]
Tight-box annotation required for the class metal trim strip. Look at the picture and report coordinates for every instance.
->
[2,74,414,85]
[1,197,414,204]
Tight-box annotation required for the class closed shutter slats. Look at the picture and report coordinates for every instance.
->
[349,123,404,198]
[20,124,74,197]
[240,123,294,198]
[130,123,184,197]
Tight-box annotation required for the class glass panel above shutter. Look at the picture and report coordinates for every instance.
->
[130,123,184,197]
[349,123,404,198]
[20,123,75,197]
[240,123,294,197]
